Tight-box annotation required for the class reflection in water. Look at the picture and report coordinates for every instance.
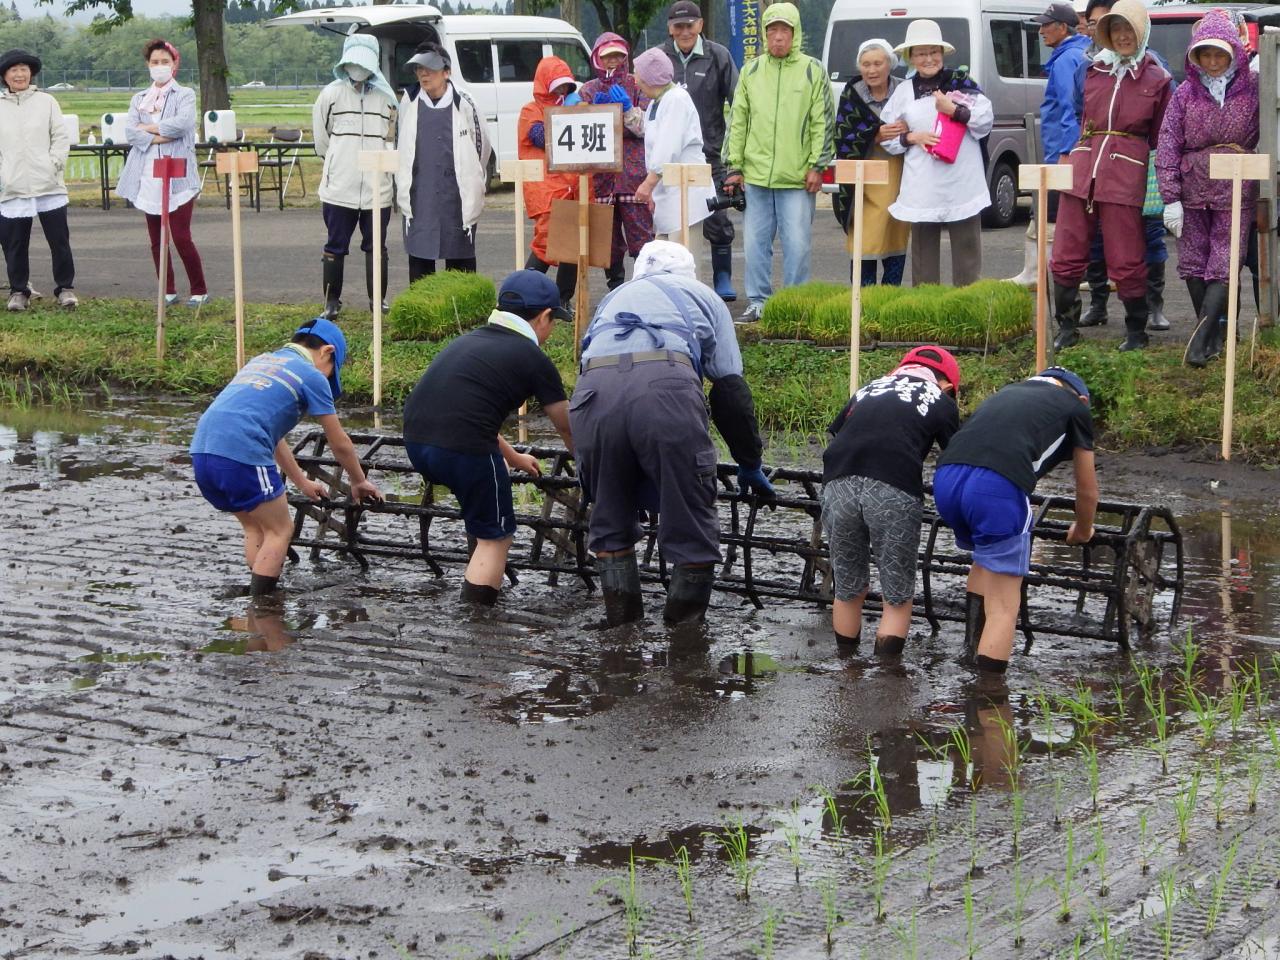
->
[218,600,296,653]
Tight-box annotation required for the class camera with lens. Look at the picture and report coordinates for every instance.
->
[706,183,746,213]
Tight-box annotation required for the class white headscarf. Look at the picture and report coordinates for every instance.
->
[857,38,899,73]
[633,240,697,280]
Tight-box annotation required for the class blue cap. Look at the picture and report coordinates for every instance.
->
[1037,366,1089,401]
[497,269,572,321]
[294,317,348,398]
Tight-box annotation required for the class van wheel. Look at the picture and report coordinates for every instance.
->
[983,160,1017,229]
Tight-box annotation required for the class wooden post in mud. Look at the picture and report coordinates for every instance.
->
[501,158,545,443]
[216,150,259,370]
[1018,164,1074,371]
[833,159,889,394]
[151,156,188,362]
[1210,153,1270,460]
[663,161,713,249]
[358,148,399,410]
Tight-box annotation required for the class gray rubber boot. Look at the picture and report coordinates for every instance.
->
[663,565,714,624]
[1147,260,1169,330]
[597,553,643,626]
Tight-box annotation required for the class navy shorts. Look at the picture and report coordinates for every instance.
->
[405,442,516,541]
[192,453,285,513]
[932,464,1033,577]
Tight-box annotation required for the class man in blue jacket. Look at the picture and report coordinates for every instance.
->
[1009,2,1090,285]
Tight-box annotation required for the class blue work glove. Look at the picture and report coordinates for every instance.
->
[737,465,776,500]
[606,83,633,111]
[563,89,581,106]
[592,90,612,104]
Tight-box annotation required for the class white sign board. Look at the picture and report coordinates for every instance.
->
[544,105,623,173]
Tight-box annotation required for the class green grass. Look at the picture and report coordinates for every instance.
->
[53,88,318,139]
[6,296,1280,459]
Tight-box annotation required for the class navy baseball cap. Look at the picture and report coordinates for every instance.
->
[295,317,348,398]
[1037,366,1089,401]
[497,269,573,321]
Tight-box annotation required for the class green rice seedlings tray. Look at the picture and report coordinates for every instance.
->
[756,282,848,341]
[386,270,496,341]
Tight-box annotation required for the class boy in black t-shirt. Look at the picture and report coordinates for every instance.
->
[822,346,960,656]
[402,270,574,605]
[933,367,1098,675]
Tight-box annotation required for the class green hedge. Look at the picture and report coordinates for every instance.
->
[756,279,1033,348]
[387,271,496,342]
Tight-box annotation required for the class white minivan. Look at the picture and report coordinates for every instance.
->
[822,0,1050,227]
[268,4,593,174]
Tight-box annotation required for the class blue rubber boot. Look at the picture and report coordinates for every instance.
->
[712,245,737,302]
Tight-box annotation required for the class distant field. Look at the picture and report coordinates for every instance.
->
[51,88,321,139]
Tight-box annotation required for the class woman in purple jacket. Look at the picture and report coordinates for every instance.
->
[1156,9,1259,367]
[1050,0,1171,353]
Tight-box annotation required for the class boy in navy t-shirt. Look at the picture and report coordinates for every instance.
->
[190,318,382,595]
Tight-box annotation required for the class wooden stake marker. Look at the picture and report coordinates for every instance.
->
[1210,152,1270,461]
[1018,163,1073,371]
[501,158,545,442]
[358,148,400,410]
[833,159,889,394]
[215,150,259,370]
[662,161,713,249]
[151,156,188,362]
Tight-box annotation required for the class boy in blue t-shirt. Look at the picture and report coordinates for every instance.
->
[190,317,382,595]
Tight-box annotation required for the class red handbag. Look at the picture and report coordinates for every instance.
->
[926,93,972,165]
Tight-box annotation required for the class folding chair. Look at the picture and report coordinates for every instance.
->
[256,127,306,210]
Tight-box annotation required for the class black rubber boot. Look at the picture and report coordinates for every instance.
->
[1079,259,1110,326]
[1052,281,1082,350]
[555,261,578,308]
[711,245,737,302]
[365,249,389,312]
[963,591,986,666]
[1118,297,1149,351]
[460,580,500,606]
[597,553,643,626]
[525,250,550,272]
[835,631,859,649]
[1147,260,1169,331]
[322,255,343,320]
[874,634,907,657]
[605,258,626,290]
[1186,276,1207,321]
[1185,281,1227,368]
[250,573,280,596]
[663,565,714,624]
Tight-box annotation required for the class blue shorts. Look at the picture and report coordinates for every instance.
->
[192,453,285,514]
[933,464,1033,577]
[405,442,516,541]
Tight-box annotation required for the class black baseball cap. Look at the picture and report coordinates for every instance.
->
[498,270,572,321]
[668,0,702,23]
[1032,2,1078,25]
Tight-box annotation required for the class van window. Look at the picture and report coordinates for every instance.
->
[1025,23,1047,77]
[826,18,971,82]
[496,41,543,82]
[455,40,494,84]
[1147,20,1194,83]
[551,41,594,83]
[991,20,1024,78]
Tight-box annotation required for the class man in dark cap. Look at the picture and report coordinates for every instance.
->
[660,0,740,302]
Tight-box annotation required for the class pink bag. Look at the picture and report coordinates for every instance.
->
[926,93,973,165]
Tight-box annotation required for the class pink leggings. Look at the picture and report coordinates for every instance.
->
[145,198,207,296]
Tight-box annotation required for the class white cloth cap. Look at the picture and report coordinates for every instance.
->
[857,38,899,71]
[633,240,697,280]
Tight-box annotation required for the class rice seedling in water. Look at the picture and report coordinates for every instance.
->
[1183,685,1221,748]
[816,786,848,856]
[1010,784,1026,858]
[1158,868,1180,960]
[1204,834,1241,937]
[950,725,974,787]
[780,802,806,882]
[1035,688,1059,760]
[891,911,919,960]
[1177,630,1201,690]
[865,748,892,832]
[818,874,843,953]
[1227,675,1250,737]
[1090,905,1127,960]
[967,794,982,877]
[1090,813,1109,896]
[1052,771,1065,827]
[671,845,695,921]
[1173,770,1201,850]
[923,821,940,896]
[865,826,891,922]
[1138,807,1154,875]
[1135,663,1172,774]
[759,904,783,959]
[1264,718,1280,772]
[1112,676,1129,721]
[1009,858,1034,948]
[960,874,979,958]
[1050,821,1080,922]
[707,818,759,901]
[1247,753,1263,813]
[1211,759,1227,829]
[1080,739,1101,812]
[597,851,646,956]
[1057,681,1107,740]
[991,711,1025,786]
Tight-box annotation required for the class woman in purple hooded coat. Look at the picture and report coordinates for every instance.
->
[580,33,653,288]
[1156,8,1258,367]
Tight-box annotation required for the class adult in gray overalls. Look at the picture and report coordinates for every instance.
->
[570,240,775,626]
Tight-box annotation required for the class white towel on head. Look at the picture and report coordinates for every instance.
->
[633,239,697,280]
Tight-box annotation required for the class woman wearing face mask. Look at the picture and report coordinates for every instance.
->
[312,34,397,318]
[0,48,76,311]
[117,40,206,308]
[579,33,652,289]
[1049,0,1171,352]
[880,21,993,287]
[832,38,910,287]
[1157,9,1259,367]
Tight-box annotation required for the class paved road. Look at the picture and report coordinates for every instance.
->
[23,193,1216,342]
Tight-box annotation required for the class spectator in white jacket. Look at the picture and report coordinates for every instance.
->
[312,34,397,318]
[0,48,75,311]
[396,42,491,282]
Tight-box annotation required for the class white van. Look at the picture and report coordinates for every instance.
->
[822,0,1050,227]
[268,4,592,174]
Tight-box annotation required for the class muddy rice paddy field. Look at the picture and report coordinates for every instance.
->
[6,399,1280,959]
